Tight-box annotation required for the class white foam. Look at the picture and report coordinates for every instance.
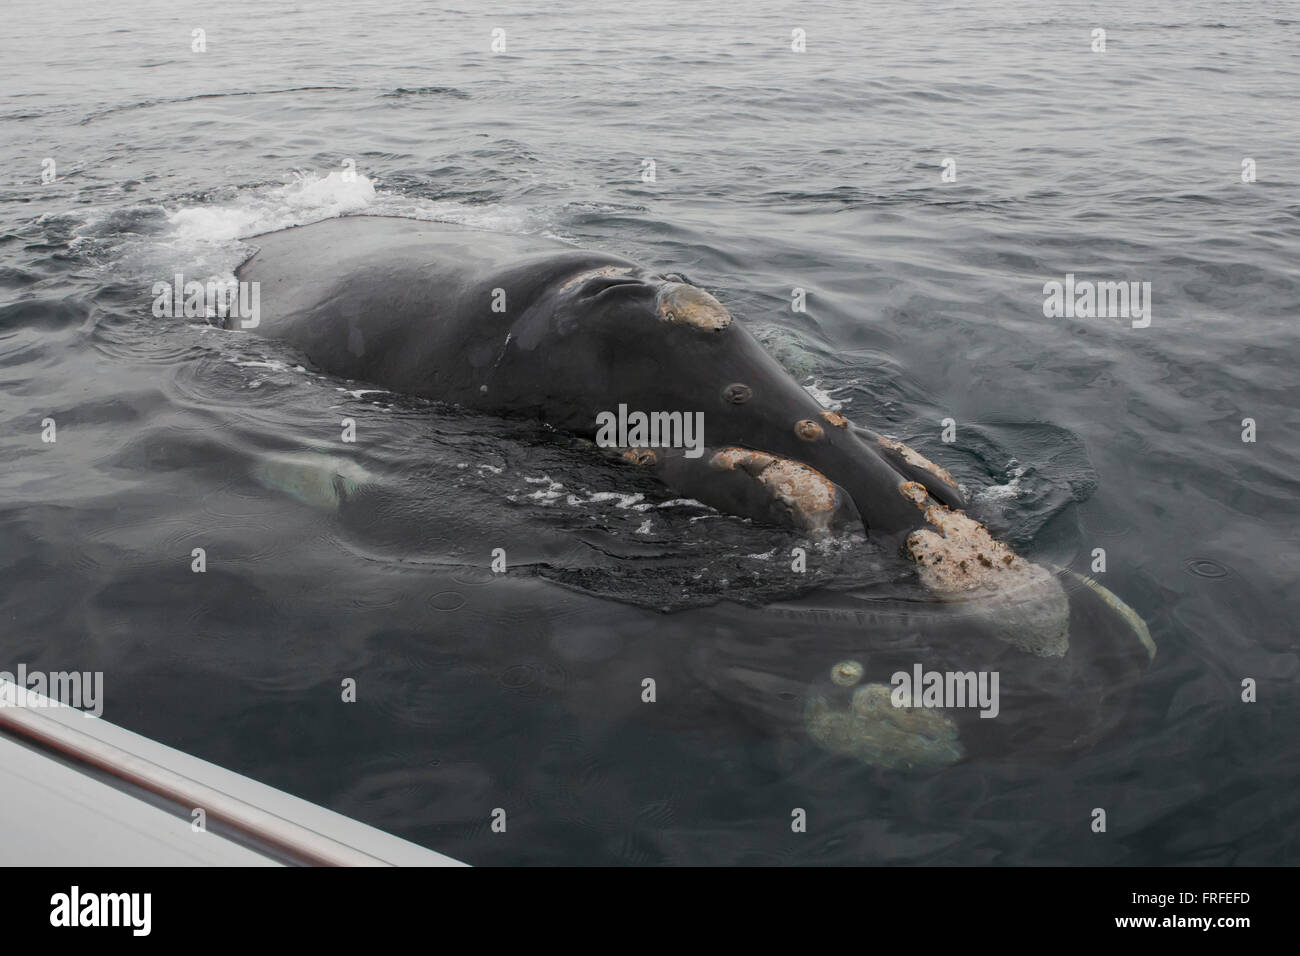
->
[103,170,567,291]
[803,381,848,411]
[167,170,379,246]
[226,357,301,373]
[585,492,646,509]
[657,498,710,510]
[974,461,1027,502]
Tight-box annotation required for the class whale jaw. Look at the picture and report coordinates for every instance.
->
[898,481,1070,657]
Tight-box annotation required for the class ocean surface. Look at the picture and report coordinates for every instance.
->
[2,0,1297,865]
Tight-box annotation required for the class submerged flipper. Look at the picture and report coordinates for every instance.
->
[251,452,376,511]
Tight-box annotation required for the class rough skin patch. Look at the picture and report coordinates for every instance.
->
[709,447,840,529]
[903,487,1027,590]
[621,447,657,467]
[656,284,732,330]
[558,265,634,292]
[821,410,850,429]
[805,682,964,771]
[879,437,958,488]
[900,482,1070,657]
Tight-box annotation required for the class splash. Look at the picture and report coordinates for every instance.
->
[69,170,559,289]
[167,170,379,245]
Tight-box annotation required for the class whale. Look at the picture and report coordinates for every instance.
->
[230,214,1154,766]
[232,217,956,528]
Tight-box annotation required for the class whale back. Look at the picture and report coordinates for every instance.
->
[234,215,633,401]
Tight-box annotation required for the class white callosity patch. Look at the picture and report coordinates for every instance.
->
[900,481,1070,657]
[879,437,958,489]
[656,283,732,330]
[709,447,842,532]
[761,459,839,514]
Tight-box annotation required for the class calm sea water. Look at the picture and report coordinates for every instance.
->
[2,0,1298,864]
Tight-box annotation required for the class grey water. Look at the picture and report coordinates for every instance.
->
[1,0,1297,864]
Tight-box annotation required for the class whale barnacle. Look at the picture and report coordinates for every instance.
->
[722,382,752,404]
[795,419,825,441]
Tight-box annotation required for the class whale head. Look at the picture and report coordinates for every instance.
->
[566,268,1153,658]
